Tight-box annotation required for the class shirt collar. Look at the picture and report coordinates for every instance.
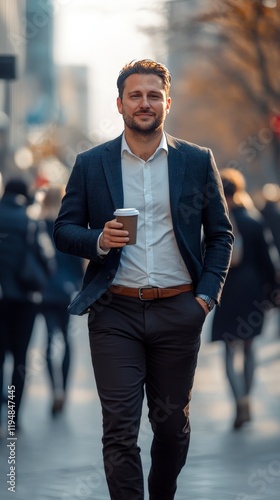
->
[121,132,168,159]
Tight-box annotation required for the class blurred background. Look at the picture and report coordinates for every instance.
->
[0,0,280,198]
[0,2,280,499]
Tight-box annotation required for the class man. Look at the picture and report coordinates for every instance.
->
[54,59,233,500]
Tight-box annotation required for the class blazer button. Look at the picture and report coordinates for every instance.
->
[107,274,114,280]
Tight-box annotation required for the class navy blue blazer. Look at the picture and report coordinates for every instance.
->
[54,133,233,315]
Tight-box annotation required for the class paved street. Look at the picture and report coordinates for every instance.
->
[0,308,280,500]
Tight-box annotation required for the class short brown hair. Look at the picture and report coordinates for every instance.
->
[117,59,171,99]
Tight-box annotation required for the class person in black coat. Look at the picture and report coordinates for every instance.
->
[0,178,55,432]
[260,183,280,259]
[211,168,277,430]
[38,185,84,416]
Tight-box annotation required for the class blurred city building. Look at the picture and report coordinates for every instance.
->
[1,0,279,187]
[0,0,93,184]
[166,0,208,78]
[56,65,89,130]
[25,0,55,126]
[0,0,25,178]
[165,0,280,188]
[165,0,229,160]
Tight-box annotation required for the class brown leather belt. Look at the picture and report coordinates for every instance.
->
[109,284,193,301]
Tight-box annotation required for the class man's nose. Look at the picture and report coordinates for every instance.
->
[139,96,150,108]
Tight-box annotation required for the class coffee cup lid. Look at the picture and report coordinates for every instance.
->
[114,208,139,216]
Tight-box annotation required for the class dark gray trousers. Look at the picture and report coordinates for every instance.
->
[88,291,205,500]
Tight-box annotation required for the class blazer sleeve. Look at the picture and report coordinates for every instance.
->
[195,149,234,302]
[53,154,104,263]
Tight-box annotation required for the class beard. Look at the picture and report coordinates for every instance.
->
[123,111,164,135]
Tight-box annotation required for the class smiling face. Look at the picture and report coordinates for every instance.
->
[117,73,171,135]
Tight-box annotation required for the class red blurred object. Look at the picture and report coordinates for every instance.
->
[34,174,49,189]
[270,113,280,137]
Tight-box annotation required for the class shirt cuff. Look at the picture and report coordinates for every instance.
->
[97,232,110,256]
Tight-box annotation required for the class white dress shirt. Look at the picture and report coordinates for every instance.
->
[110,133,192,287]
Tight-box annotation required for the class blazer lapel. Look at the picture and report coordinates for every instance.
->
[101,134,190,215]
[167,135,187,218]
[102,135,124,210]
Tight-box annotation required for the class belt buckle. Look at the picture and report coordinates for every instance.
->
[138,285,153,301]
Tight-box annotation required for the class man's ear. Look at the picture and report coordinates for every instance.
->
[117,97,123,115]
[166,96,172,114]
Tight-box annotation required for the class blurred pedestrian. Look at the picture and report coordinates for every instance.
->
[260,183,280,258]
[0,178,55,433]
[54,59,233,500]
[259,183,280,335]
[38,185,84,416]
[210,168,277,430]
